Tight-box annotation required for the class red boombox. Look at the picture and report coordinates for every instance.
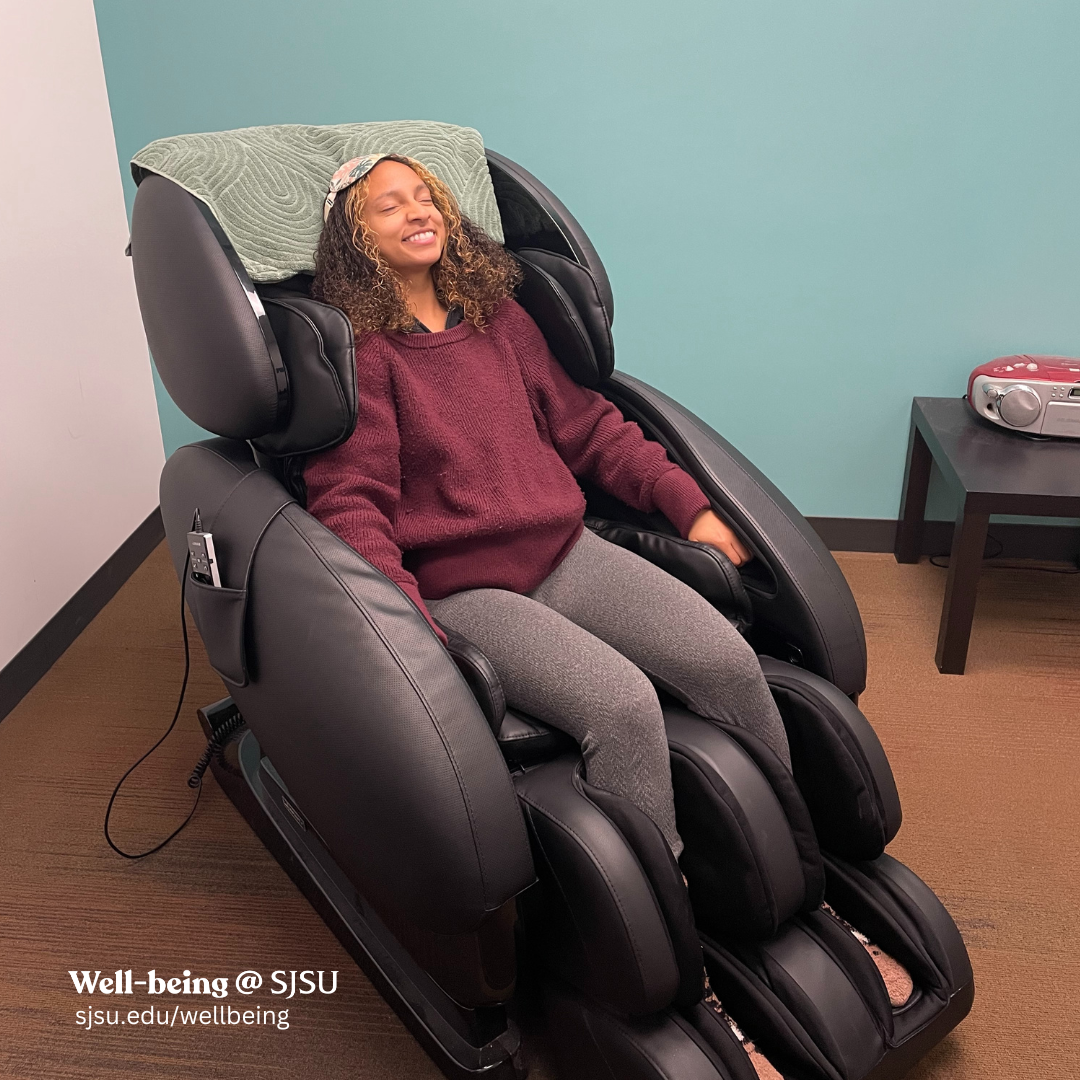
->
[967,354,1080,437]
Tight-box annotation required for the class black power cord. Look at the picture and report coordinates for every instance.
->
[103,549,244,860]
[929,532,1080,574]
[187,711,246,789]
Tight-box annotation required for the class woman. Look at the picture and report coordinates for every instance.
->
[304,156,910,1075]
[307,153,789,858]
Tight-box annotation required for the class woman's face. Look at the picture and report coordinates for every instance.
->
[358,160,446,277]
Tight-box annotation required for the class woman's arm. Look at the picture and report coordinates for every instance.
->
[304,344,449,644]
[501,301,748,561]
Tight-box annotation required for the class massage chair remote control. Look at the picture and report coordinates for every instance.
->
[186,529,221,587]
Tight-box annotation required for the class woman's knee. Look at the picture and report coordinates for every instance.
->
[593,663,665,740]
[657,617,776,728]
[695,618,763,682]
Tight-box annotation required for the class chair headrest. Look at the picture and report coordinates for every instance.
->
[130,127,618,460]
[131,121,503,283]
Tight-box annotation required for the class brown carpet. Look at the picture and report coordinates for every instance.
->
[0,544,1076,1079]
[839,553,1080,1080]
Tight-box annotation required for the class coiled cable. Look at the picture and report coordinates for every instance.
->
[103,549,244,859]
[187,711,246,789]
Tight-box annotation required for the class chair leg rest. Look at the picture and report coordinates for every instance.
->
[544,983,739,1080]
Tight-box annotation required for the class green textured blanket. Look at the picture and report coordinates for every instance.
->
[131,121,503,283]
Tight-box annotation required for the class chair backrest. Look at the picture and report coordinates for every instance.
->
[129,128,617,465]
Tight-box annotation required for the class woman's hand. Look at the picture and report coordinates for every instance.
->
[687,508,752,566]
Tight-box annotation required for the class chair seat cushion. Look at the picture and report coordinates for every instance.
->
[497,709,577,768]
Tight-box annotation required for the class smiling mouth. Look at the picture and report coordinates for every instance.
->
[403,230,436,244]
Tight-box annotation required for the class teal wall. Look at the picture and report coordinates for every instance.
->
[95,0,1080,519]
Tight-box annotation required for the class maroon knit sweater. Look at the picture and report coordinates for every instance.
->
[303,299,712,644]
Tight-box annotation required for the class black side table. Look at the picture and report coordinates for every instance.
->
[896,397,1080,674]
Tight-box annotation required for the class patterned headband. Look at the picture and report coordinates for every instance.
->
[322,154,391,222]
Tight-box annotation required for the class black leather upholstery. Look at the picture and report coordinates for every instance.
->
[824,854,972,1004]
[161,439,534,936]
[436,621,506,733]
[514,755,682,1017]
[704,921,887,1080]
[515,248,614,386]
[255,291,357,457]
[181,468,295,686]
[132,179,357,461]
[581,780,705,1011]
[487,150,614,324]
[546,987,750,1080]
[496,710,577,769]
[254,746,519,1010]
[131,175,288,439]
[760,656,902,860]
[586,516,753,632]
[821,855,976,1074]
[664,706,823,940]
[700,851,975,1080]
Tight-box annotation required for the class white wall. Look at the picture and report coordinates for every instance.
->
[0,0,164,669]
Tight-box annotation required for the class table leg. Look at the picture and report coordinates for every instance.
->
[935,498,990,675]
[895,421,932,563]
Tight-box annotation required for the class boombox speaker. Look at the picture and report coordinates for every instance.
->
[968,354,1080,437]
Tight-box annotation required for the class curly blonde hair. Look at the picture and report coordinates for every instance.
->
[311,154,521,334]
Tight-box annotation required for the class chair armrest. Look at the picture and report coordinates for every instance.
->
[585,516,753,632]
[435,621,507,734]
[601,371,867,696]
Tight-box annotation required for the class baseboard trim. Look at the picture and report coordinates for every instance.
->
[0,507,164,724]
[808,517,1080,561]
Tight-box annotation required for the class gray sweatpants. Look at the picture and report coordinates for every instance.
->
[428,526,790,857]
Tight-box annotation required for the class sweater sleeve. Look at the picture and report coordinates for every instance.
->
[501,302,712,538]
[303,342,448,646]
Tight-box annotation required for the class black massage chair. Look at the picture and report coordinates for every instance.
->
[130,138,973,1080]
